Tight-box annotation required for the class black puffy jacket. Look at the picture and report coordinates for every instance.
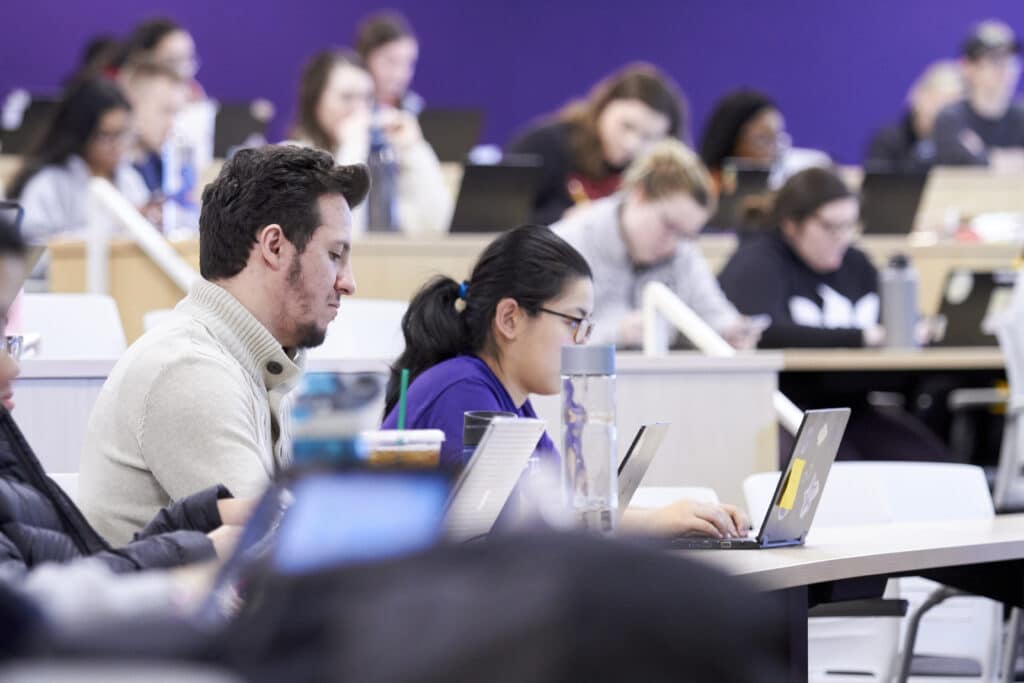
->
[0,409,225,574]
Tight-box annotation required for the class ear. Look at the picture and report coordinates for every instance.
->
[255,224,289,271]
[780,219,801,242]
[492,297,523,344]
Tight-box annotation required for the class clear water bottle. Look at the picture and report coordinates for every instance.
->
[561,344,617,533]
[366,124,399,231]
[289,372,385,469]
[880,253,919,348]
[161,134,199,234]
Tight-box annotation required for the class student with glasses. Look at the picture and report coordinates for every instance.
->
[382,225,748,538]
[718,167,877,348]
[8,78,149,243]
[552,139,762,349]
[718,167,957,462]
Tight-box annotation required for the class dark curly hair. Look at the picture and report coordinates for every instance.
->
[699,89,776,173]
[199,145,369,280]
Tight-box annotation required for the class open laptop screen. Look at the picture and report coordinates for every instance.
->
[756,408,851,546]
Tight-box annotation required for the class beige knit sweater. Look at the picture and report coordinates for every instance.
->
[79,279,304,544]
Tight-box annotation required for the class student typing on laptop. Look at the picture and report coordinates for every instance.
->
[79,146,369,544]
[381,225,748,538]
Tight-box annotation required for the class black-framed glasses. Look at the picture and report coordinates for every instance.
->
[538,307,594,344]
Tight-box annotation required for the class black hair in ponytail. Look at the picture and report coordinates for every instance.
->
[385,225,592,414]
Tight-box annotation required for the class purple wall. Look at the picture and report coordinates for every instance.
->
[3,1,1022,162]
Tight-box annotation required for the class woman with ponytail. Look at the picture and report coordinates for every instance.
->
[383,225,592,467]
[383,225,748,539]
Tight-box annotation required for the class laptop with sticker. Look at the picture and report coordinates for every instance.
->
[672,408,850,550]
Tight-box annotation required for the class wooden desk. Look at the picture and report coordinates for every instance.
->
[688,516,1024,681]
[48,239,201,343]
[532,352,784,507]
[916,168,1024,232]
[699,234,1022,316]
[12,349,780,513]
[47,234,1023,343]
[782,346,1005,372]
[348,233,490,301]
[695,516,1024,591]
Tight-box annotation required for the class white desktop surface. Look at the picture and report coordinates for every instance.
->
[691,514,1024,591]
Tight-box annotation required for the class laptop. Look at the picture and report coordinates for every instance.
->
[443,416,545,541]
[707,160,770,230]
[859,170,928,235]
[213,100,272,158]
[206,416,543,605]
[448,162,543,233]
[672,408,851,550]
[198,467,452,624]
[419,108,484,163]
[930,269,1015,347]
[617,422,671,510]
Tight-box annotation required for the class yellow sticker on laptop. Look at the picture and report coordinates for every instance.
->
[778,458,806,510]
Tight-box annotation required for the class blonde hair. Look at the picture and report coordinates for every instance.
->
[621,139,716,213]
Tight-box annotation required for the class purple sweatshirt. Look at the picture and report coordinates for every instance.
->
[381,355,557,468]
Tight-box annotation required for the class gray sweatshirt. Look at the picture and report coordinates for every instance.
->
[552,195,739,346]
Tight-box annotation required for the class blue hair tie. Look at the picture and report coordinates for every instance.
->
[458,281,469,300]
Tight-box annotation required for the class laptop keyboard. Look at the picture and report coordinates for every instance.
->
[668,535,761,550]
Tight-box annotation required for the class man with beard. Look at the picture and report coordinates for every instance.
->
[80,145,368,543]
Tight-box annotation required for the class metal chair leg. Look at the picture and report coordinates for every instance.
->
[1000,607,1021,683]
[896,586,964,683]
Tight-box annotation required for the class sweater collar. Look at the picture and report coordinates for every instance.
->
[178,279,305,393]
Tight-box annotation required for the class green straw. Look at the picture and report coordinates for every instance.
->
[397,368,410,432]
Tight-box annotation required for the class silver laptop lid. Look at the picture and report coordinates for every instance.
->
[443,417,545,541]
[756,408,851,546]
[617,423,670,511]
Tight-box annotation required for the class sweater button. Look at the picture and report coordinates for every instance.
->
[266,361,283,375]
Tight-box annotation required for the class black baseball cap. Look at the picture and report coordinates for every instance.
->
[962,20,1021,60]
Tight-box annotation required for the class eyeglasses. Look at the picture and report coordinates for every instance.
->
[538,307,594,344]
[91,127,133,145]
[3,335,23,361]
[812,213,860,238]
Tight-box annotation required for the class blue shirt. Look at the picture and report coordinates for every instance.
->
[133,152,164,194]
[381,355,557,469]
